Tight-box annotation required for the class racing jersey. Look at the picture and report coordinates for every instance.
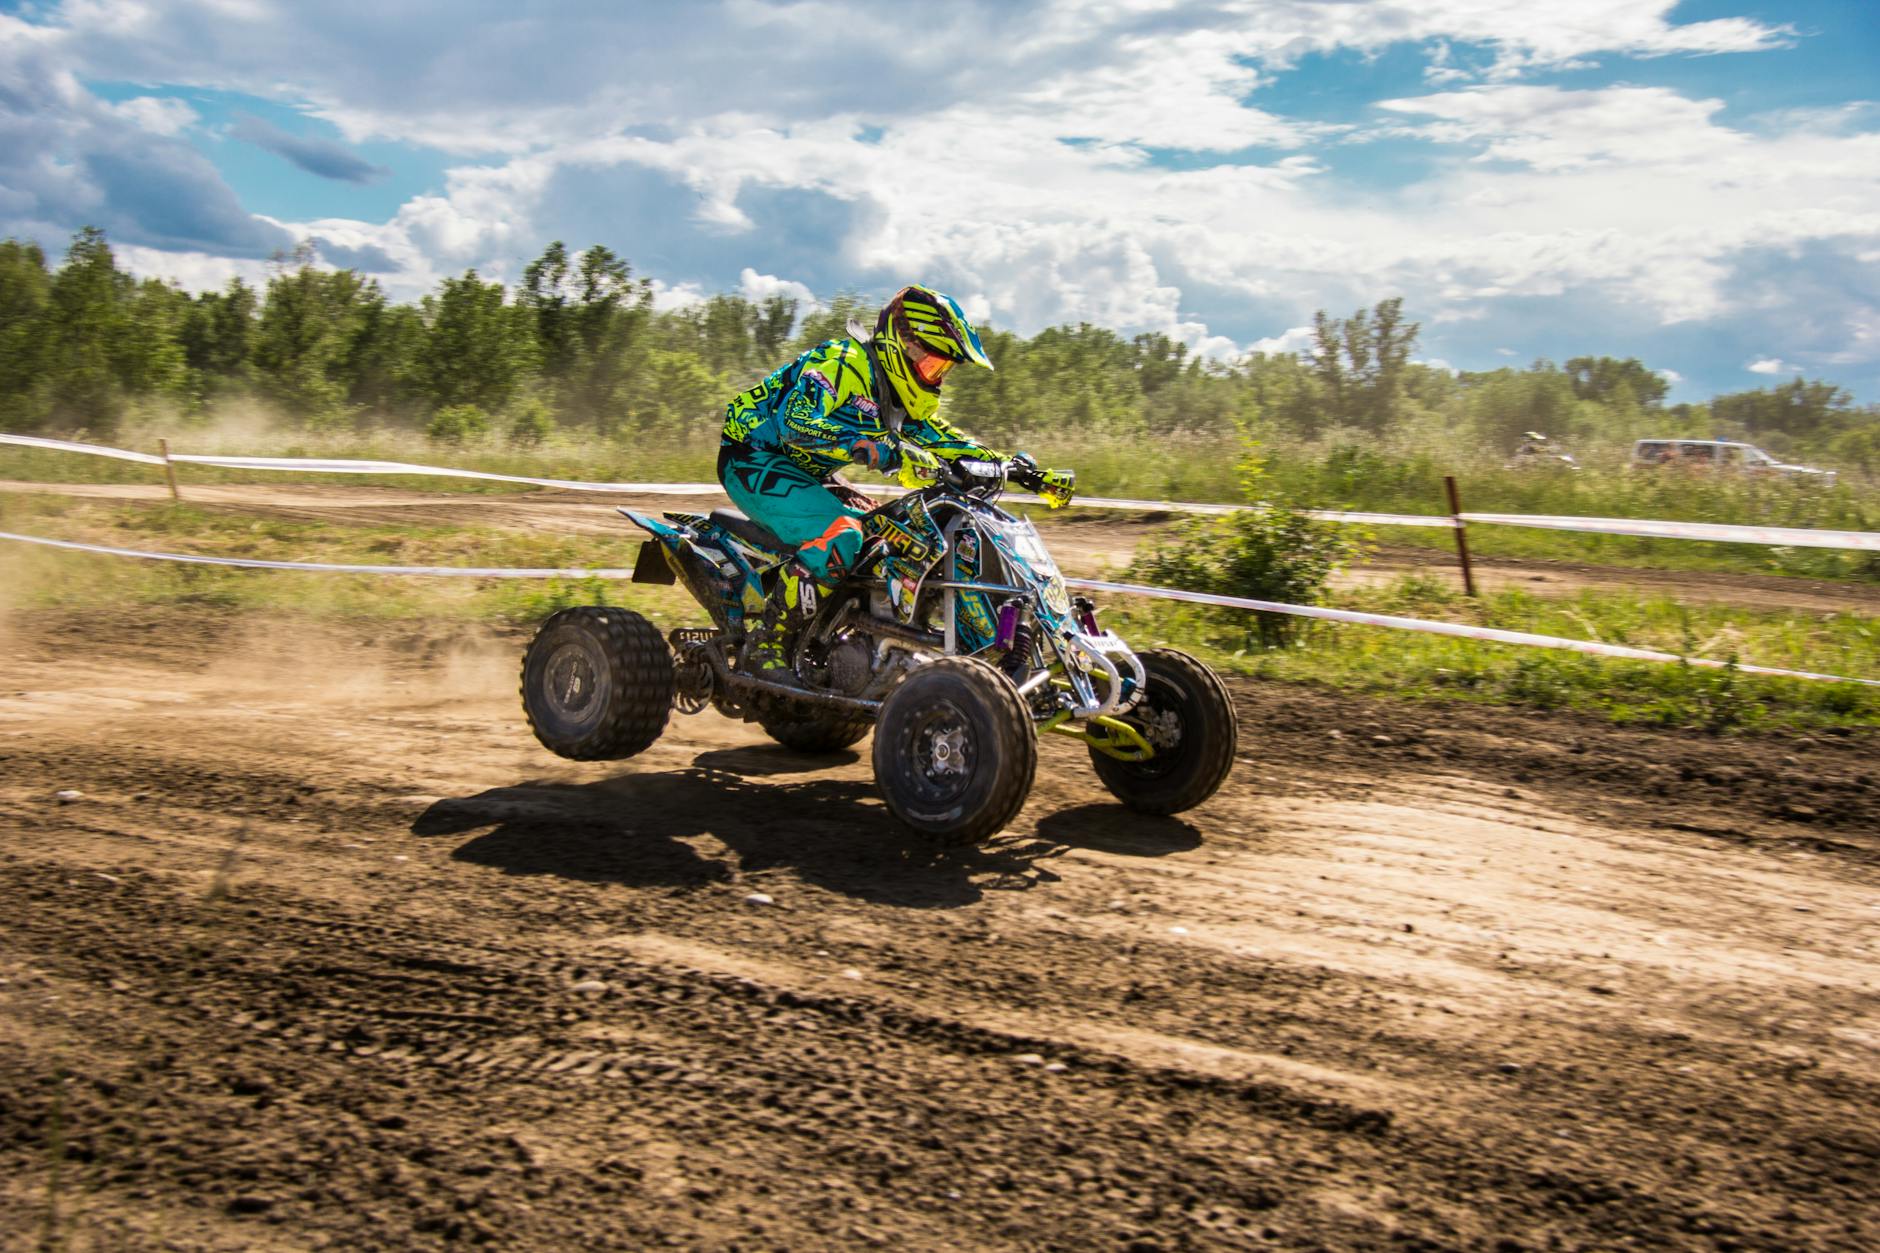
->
[720,338,1000,480]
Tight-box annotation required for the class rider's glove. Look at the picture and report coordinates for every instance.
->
[896,444,943,489]
[1010,451,1040,475]
[1037,468,1076,509]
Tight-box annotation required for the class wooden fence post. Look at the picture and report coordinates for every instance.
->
[159,438,182,502]
[1443,474,1477,597]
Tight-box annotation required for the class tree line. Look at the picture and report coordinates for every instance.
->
[1,227,1874,473]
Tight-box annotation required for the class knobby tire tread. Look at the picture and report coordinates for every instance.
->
[520,607,674,761]
[758,709,872,754]
[1091,648,1237,815]
[874,657,1036,847]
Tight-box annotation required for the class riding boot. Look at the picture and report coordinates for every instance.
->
[741,562,819,682]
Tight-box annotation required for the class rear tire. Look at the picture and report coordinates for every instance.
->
[1089,648,1237,815]
[758,707,872,754]
[873,658,1036,847]
[521,607,674,760]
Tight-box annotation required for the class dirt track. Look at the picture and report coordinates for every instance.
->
[1,606,1876,1250]
[7,478,1879,613]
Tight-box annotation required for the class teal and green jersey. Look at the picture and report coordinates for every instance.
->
[721,338,1001,480]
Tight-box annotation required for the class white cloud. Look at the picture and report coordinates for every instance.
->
[1746,357,1787,374]
[738,267,818,309]
[648,278,706,311]
[1376,85,1743,172]
[107,94,198,136]
[1250,325,1315,355]
[1656,368,1683,384]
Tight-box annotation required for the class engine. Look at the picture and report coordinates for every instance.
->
[825,636,875,696]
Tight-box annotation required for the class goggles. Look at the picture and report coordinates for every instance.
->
[906,339,957,388]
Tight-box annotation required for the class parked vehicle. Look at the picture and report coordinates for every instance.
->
[518,456,1238,845]
[1629,439,1836,485]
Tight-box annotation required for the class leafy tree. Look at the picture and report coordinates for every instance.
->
[752,295,798,360]
[1712,378,1852,442]
[1565,356,1668,409]
[180,278,259,388]
[43,227,130,431]
[1129,332,1188,396]
[420,268,535,412]
[518,241,576,379]
[563,245,651,433]
[114,276,189,403]
[0,239,52,429]
[1309,297,1418,430]
[253,247,378,426]
[346,295,424,417]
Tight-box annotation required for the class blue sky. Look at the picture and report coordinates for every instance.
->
[2,0,1877,402]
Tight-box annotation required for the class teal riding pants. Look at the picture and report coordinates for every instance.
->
[718,445,864,584]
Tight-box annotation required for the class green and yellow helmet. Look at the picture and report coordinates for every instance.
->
[872,285,994,424]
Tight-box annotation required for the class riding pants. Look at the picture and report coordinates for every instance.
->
[717,445,865,585]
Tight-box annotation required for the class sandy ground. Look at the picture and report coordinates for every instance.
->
[0,605,1875,1250]
[6,478,1878,614]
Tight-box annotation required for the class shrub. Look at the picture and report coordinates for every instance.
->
[426,403,490,445]
[1129,445,1361,645]
[506,396,554,447]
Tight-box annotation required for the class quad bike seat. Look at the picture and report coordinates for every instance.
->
[709,508,789,554]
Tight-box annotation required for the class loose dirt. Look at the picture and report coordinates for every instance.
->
[1,607,1874,1250]
[7,478,1878,612]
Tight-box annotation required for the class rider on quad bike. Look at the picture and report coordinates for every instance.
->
[717,284,1070,678]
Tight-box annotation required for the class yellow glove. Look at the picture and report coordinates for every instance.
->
[1038,468,1076,509]
[896,444,943,489]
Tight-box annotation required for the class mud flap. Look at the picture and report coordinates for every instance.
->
[632,542,677,585]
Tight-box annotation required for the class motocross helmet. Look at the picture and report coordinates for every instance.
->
[872,285,994,425]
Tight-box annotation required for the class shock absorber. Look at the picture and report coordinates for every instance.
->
[1001,616,1034,681]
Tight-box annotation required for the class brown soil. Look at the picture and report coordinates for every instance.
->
[8,479,1878,613]
[1,606,1875,1250]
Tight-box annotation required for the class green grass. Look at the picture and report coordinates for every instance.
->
[1102,574,1879,733]
[5,491,1873,735]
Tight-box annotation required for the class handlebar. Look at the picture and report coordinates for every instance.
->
[941,456,1075,507]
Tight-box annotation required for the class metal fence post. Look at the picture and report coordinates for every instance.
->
[1444,474,1477,597]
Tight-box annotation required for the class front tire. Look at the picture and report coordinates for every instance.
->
[873,658,1036,846]
[1089,648,1237,814]
[521,607,674,760]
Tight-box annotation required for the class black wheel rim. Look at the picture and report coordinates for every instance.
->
[898,699,977,807]
[542,638,608,729]
[1116,678,1189,779]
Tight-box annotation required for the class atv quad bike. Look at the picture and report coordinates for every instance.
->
[519,457,1237,845]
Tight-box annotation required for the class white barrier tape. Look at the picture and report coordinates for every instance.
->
[1460,511,1880,552]
[2,528,1871,688]
[0,437,1445,521]
[0,433,166,465]
[168,454,728,496]
[0,531,632,578]
[1066,576,1880,688]
[9,433,1875,546]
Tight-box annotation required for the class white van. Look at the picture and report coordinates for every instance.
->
[1629,439,1836,485]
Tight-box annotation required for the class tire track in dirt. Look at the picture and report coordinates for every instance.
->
[1,607,1876,1249]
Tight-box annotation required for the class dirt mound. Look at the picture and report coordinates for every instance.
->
[1,607,1875,1249]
